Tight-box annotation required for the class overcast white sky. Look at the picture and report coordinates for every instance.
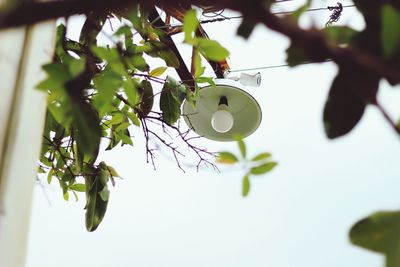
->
[26,1,400,267]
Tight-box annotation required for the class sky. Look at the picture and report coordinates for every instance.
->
[26,1,400,267]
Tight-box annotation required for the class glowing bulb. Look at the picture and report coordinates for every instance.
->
[211,108,234,133]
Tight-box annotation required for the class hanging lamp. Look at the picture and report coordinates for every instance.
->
[182,74,262,141]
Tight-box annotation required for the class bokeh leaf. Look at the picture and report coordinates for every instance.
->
[218,152,239,164]
[236,138,246,159]
[350,210,400,267]
[323,67,379,139]
[242,175,250,197]
[72,101,101,162]
[251,152,272,162]
[183,9,199,42]
[250,162,277,175]
[196,39,229,61]
[237,19,257,39]
[381,5,400,58]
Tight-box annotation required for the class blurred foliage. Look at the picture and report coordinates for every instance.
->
[350,211,400,267]
[217,136,277,197]
[282,1,400,265]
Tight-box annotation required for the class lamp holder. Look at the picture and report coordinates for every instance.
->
[218,96,228,106]
[225,72,262,87]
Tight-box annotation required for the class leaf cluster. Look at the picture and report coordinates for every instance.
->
[217,136,277,197]
[37,6,230,231]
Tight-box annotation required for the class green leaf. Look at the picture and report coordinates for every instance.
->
[242,175,250,197]
[137,80,154,118]
[85,167,109,232]
[63,191,69,201]
[149,66,167,77]
[99,186,110,202]
[196,39,229,61]
[159,76,187,125]
[38,166,46,174]
[323,68,379,139]
[217,152,239,164]
[73,142,83,174]
[107,165,121,178]
[193,51,204,78]
[250,162,277,175]
[195,76,216,87]
[93,69,121,115]
[350,210,400,267]
[72,191,79,202]
[72,101,101,162]
[98,162,109,184]
[121,132,133,146]
[68,57,86,77]
[381,5,400,58]
[114,25,132,36]
[128,54,150,72]
[70,183,86,192]
[115,122,130,132]
[91,47,126,75]
[106,131,121,151]
[47,169,54,184]
[91,46,119,62]
[236,137,246,158]
[79,15,106,46]
[122,79,137,107]
[54,23,69,58]
[237,19,257,39]
[183,9,199,42]
[108,113,125,126]
[126,111,141,126]
[36,62,71,91]
[251,152,272,162]
[145,41,180,68]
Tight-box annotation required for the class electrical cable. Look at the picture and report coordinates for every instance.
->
[201,4,355,20]
[156,4,356,29]
[227,59,333,73]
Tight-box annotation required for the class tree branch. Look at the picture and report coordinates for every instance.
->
[147,6,195,89]
[2,0,400,84]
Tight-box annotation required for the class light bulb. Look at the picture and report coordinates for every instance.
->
[211,108,234,133]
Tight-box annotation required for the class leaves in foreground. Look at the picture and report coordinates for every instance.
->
[217,137,277,197]
[350,210,400,267]
[323,66,379,139]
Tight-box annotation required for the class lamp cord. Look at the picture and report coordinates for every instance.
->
[227,59,333,73]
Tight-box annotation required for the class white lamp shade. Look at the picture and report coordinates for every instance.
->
[182,82,262,141]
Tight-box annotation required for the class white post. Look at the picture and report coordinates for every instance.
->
[0,21,55,267]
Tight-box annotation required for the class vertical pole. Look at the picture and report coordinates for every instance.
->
[0,20,55,267]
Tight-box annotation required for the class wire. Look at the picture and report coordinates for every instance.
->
[201,8,226,18]
[203,4,355,19]
[227,59,333,73]
[155,4,356,29]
